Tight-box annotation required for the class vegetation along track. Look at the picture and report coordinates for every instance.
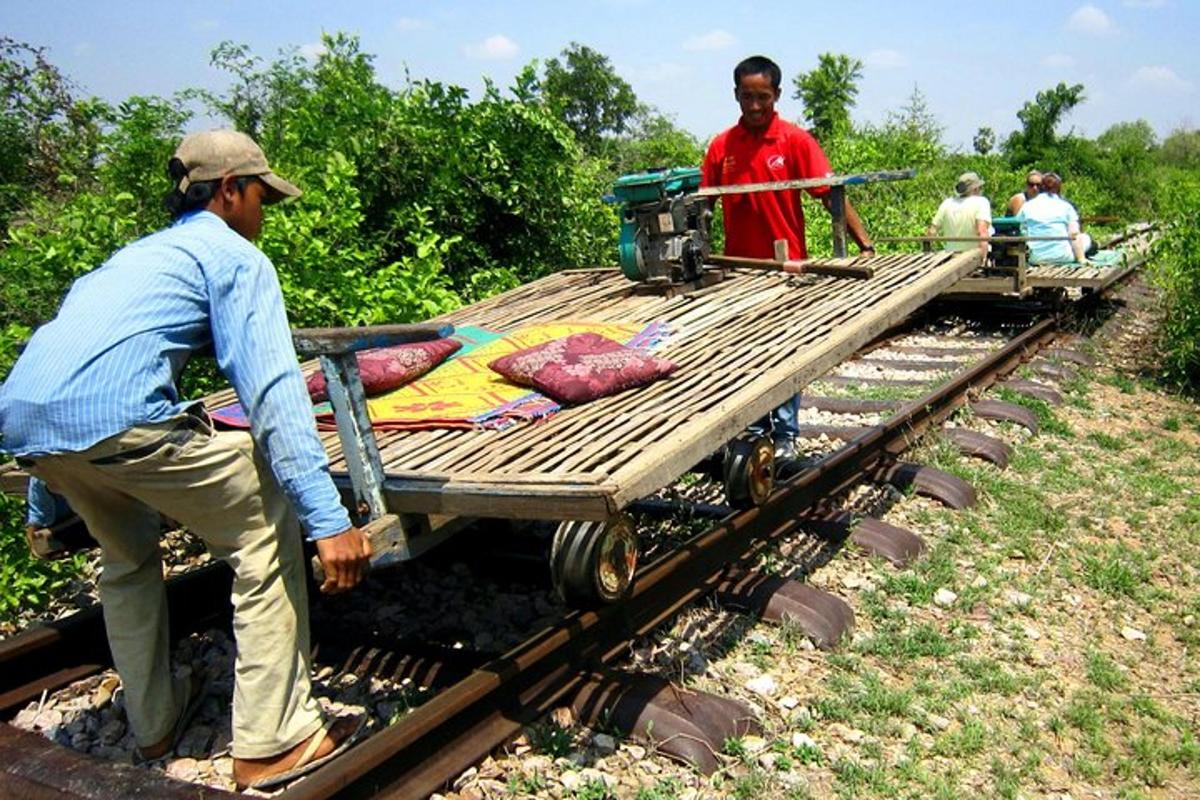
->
[0,284,1123,800]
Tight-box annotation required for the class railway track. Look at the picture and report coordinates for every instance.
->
[0,290,1123,798]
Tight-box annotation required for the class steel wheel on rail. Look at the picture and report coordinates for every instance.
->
[550,515,638,606]
[723,434,775,508]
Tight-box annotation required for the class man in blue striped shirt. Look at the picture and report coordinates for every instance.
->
[0,130,369,789]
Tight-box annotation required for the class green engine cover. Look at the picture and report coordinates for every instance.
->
[611,167,702,204]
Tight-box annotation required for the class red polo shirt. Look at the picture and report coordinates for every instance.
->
[702,112,833,260]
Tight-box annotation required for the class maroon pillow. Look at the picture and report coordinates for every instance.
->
[489,333,677,404]
[306,338,462,402]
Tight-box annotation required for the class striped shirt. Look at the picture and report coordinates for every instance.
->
[0,210,351,540]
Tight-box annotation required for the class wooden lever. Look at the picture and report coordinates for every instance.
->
[707,254,874,280]
[310,513,404,586]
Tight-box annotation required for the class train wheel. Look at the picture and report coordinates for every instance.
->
[723,434,775,508]
[550,516,638,606]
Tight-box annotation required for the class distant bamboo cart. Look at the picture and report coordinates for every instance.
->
[878,222,1155,299]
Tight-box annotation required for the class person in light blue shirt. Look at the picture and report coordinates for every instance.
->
[0,130,368,788]
[1016,172,1093,264]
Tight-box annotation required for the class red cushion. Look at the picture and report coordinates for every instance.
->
[489,333,677,404]
[306,338,462,402]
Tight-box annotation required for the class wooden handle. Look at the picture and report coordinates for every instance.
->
[707,254,873,280]
[293,324,454,358]
[310,513,403,584]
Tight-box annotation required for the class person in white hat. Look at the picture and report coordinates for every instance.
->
[0,129,371,789]
[927,171,992,259]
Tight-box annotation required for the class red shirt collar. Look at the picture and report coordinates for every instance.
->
[737,111,782,140]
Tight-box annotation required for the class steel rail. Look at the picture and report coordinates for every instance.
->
[0,315,1062,800]
[280,316,1059,799]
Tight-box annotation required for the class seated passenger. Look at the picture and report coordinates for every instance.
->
[1016,172,1092,264]
[927,172,991,259]
[1005,170,1042,216]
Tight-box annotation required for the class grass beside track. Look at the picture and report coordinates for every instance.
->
[695,363,1200,799]
[481,332,1200,800]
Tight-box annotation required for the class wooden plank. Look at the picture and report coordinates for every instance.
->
[1,462,27,495]
[694,168,916,197]
[0,723,240,799]
[292,323,452,357]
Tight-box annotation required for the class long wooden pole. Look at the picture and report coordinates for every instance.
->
[706,254,873,279]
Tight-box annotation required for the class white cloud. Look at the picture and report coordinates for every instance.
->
[395,17,428,32]
[865,49,908,69]
[1123,0,1165,7]
[1042,53,1076,68]
[682,29,737,52]
[1128,65,1193,93]
[1067,5,1117,35]
[464,34,520,61]
[299,42,327,60]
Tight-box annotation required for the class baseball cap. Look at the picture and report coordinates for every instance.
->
[173,129,301,203]
[955,171,984,196]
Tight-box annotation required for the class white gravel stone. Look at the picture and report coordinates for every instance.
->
[933,588,958,607]
[740,734,768,753]
[929,714,952,731]
[745,675,778,696]
[1004,589,1033,607]
[1121,626,1147,641]
[970,575,988,589]
[791,732,818,750]
[165,757,200,782]
[779,695,800,710]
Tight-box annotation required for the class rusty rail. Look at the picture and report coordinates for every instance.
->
[1,317,1060,799]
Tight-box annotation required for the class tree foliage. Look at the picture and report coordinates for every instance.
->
[973,127,996,156]
[1003,82,1085,166]
[1159,126,1200,170]
[792,53,863,141]
[541,42,638,153]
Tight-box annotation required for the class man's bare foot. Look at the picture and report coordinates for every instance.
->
[233,715,364,790]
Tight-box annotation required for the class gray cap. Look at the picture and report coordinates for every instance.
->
[173,129,300,203]
[955,171,984,196]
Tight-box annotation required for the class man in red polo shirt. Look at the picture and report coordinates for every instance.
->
[703,55,874,260]
[703,55,874,457]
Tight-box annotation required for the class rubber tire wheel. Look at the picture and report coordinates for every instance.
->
[550,517,637,606]
[723,434,775,509]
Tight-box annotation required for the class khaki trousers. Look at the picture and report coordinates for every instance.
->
[24,412,323,759]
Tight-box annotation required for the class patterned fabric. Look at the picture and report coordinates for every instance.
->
[489,332,678,405]
[210,321,673,432]
[0,210,350,541]
[361,321,656,429]
[305,338,462,402]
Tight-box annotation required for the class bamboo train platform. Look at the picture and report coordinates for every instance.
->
[199,251,980,523]
[941,224,1154,298]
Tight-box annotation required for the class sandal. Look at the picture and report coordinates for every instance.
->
[239,714,367,790]
[136,670,209,762]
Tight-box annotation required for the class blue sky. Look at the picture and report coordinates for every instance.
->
[3,1,1196,151]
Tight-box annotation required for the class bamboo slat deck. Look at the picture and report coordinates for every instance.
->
[281,251,981,521]
[2,253,981,520]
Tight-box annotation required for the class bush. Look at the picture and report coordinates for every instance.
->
[1148,173,1200,387]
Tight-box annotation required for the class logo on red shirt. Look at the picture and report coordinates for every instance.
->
[767,154,785,172]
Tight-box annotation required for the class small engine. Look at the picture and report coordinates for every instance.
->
[610,167,712,285]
